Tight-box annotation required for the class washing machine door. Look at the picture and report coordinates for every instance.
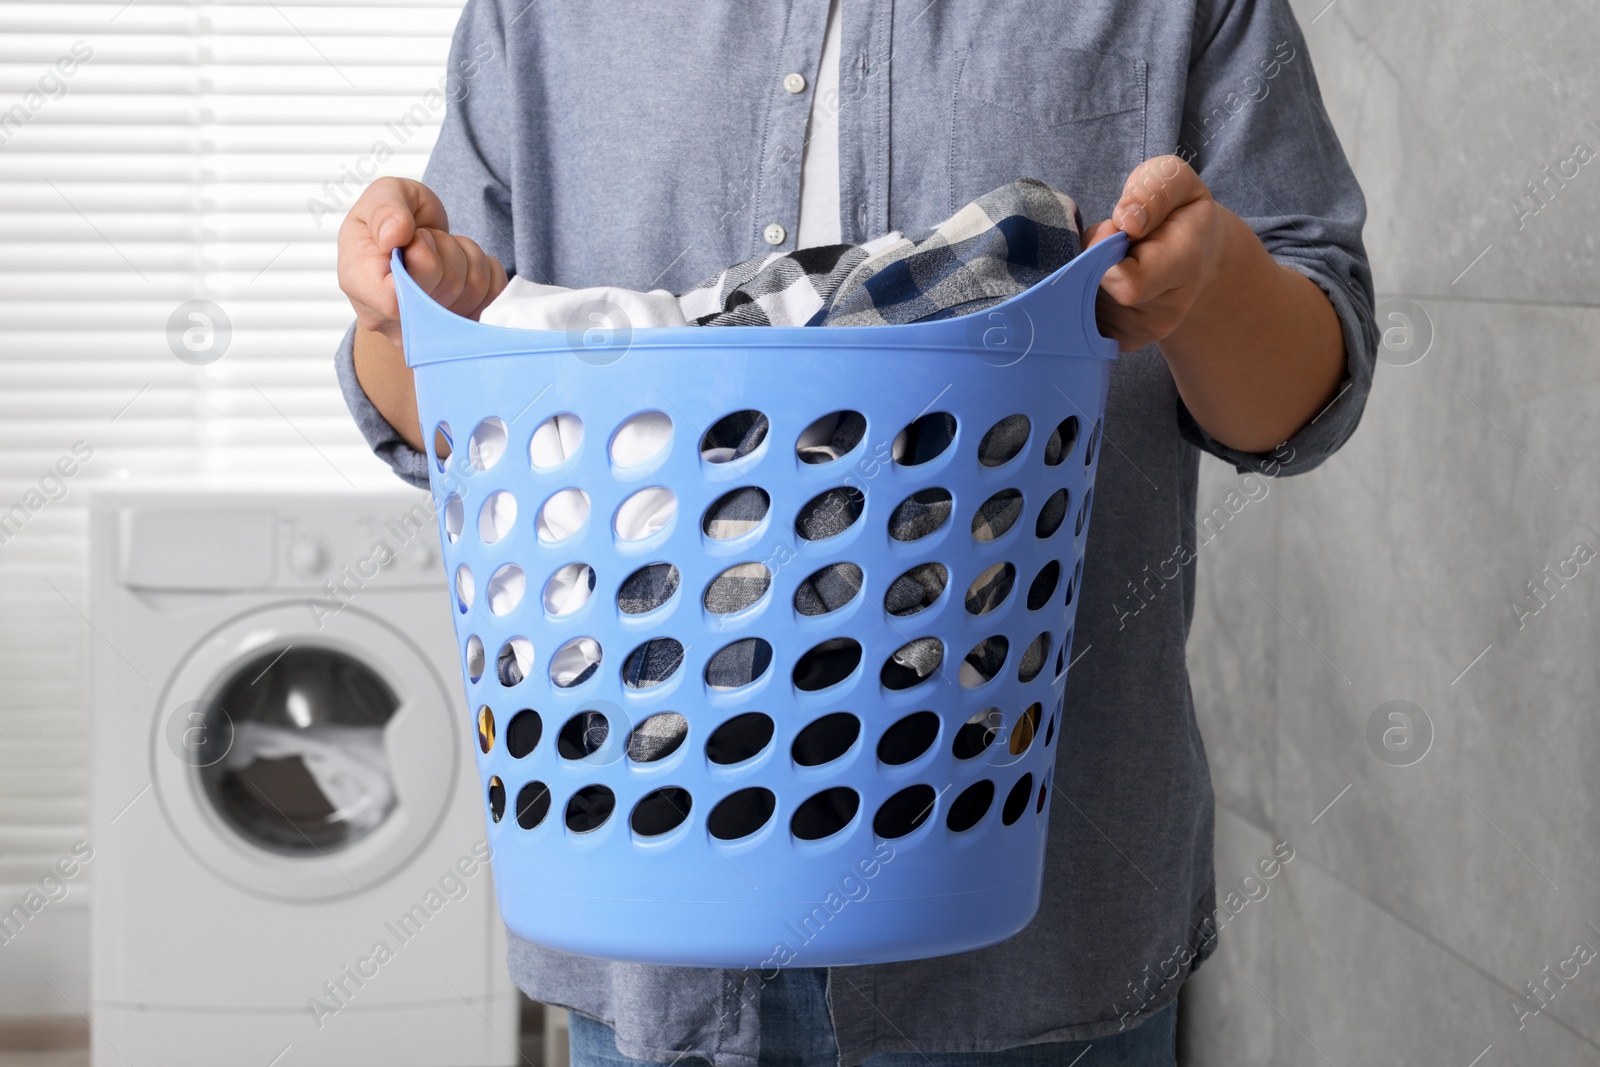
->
[152,602,459,901]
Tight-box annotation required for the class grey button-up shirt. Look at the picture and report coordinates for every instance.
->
[334,2,1377,1063]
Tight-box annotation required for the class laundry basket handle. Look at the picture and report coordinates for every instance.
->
[977,229,1128,362]
[391,248,588,366]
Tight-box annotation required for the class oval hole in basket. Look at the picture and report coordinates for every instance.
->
[792,712,860,767]
[794,562,864,616]
[615,487,677,542]
[454,564,474,614]
[1017,633,1052,683]
[964,562,1015,616]
[1027,560,1061,610]
[486,564,525,616]
[972,489,1024,542]
[433,422,452,472]
[888,488,953,542]
[610,411,673,468]
[793,638,862,692]
[797,410,866,464]
[1010,702,1042,756]
[478,490,517,544]
[487,775,504,822]
[621,638,684,690]
[1033,484,1069,537]
[496,637,533,686]
[705,562,772,615]
[703,487,770,540]
[1044,415,1079,466]
[617,563,680,615]
[467,417,507,471]
[881,637,944,691]
[557,710,609,760]
[565,784,615,833]
[873,784,937,839]
[1001,773,1034,826]
[543,562,596,616]
[701,410,769,463]
[1085,420,1101,466]
[538,488,591,543]
[978,414,1030,467]
[631,787,693,837]
[884,562,948,617]
[530,412,584,470]
[443,493,464,544]
[505,709,542,759]
[514,781,551,830]
[892,412,957,466]
[464,634,484,684]
[791,787,859,841]
[946,779,995,832]
[707,787,776,840]
[705,638,773,691]
[549,637,602,688]
[476,706,494,754]
[953,708,1003,759]
[1075,487,1094,538]
[627,712,688,763]
[795,486,864,542]
[707,712,775,765]
[960,636,1009,688]
[877,711,940,766]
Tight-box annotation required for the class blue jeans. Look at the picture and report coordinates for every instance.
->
[568,967,1177,1067]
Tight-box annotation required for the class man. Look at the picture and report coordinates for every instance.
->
[335,3,1376,1064]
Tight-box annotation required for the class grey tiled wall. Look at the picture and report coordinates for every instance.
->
[1182,1,1600,1063]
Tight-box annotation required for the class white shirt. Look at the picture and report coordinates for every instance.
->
[796,0,843,248]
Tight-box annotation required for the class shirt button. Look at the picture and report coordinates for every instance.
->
[763,223,787,245]
[783,72,807,94]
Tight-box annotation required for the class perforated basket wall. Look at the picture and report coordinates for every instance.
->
[393,233,1127,968]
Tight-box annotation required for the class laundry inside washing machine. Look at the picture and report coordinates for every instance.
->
[199,645,399,854]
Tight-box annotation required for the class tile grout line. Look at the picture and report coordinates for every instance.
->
[1374,289,1600,312]
[1211,800,1600,1054]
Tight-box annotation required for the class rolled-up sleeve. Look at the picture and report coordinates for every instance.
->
[334,0,518,488]
[1176,0,1378,476]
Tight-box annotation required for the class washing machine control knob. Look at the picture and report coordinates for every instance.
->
[286,538,327,578]
[403,541,436,570]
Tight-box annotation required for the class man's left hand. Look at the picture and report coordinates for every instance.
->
[1084,155,1230,353]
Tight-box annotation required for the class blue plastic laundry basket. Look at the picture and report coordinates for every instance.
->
[392,231,1127,968]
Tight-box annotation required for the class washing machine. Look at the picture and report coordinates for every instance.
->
[88,477,519,1067]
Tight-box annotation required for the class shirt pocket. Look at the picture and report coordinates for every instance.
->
[948,44,1148,226]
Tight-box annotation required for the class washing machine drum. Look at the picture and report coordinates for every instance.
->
[155,604,457,901]
[200,647,399,854]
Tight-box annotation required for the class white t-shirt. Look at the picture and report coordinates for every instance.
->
[795,0,843,249]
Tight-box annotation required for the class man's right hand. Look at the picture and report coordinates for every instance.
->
[337,176,508,345]
[338,178,508,453]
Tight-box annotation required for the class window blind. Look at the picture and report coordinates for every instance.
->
[0,0,464,898]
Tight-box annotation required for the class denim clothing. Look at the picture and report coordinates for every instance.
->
[569,968,1178,1067]
[331,1,1377,1064]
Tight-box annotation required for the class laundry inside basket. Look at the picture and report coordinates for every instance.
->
[480,178,1083,333]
